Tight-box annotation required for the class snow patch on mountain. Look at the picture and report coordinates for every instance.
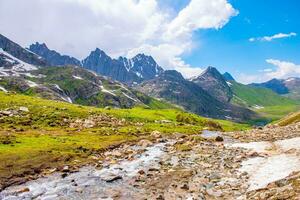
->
[73,75,83,80]
[0,48,37,71]
[122,92,138,102]
[100,86,116,96]
[0,86,8,93]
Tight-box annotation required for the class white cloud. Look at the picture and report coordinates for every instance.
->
[265,59,300,78]
[0,0,237,78]
[237,59,300,84]
[249,32,297,42]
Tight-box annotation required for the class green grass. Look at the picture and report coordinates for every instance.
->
[230,81,300,123]
[230,81,297,107]
[256,104,300,121]
[0,91,249,188]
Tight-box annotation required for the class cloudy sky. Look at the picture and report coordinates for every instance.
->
[0,0,299,83]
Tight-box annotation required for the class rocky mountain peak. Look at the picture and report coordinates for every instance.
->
[192,66,233,102]
[29,42,81,66]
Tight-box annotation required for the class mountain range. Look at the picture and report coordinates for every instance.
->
[29,42,164,84]
[1,33,300,123]
[251,77,300,100]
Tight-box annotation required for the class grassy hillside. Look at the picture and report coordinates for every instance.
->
[230,81,297,107]
[230,81,300,121]
[0,66,176,110]
[277,110,300,126]
[0,91,249,189]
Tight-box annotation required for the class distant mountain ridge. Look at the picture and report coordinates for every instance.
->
[136,70,256,121]
[250,77,300,100]
[29,42,81,66]
[29,43,164,84]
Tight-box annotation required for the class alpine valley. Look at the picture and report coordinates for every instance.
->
[1,33,300,199]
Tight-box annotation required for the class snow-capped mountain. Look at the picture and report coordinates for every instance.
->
[0,34,46,77]
[29,43,164,84]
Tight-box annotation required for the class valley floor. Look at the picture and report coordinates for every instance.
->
[1,122,300,199]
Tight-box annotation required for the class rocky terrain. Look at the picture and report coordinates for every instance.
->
[1,119,299,199]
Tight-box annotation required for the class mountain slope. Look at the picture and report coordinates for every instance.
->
[0,34,46,67]
[0,66,173,109]
[277,110,300,126]
[223,72,235,81]
[191,67,233,102]
[229,81,300,122]
[250,77,300,100]
[136,70,256,121]
[230,81,296,107]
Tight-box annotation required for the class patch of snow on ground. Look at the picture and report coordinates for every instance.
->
[229,141,271,153]
[240,154,300,191]
[0,86,8,93]
[226,81,232,86]
[229,137,300,191]
[100,86,116,96]
[73,75,83,80]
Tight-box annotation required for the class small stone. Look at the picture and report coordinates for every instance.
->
[19,106,29,112]
[17,187,30,193]
[62,166,70,172]
[137,139,153,148]
[102,174,123,182]
[151,131,162,138]
[180,183,189,190]
[215,136,224,142]
[61,173,68,178]
[206,188,222,197]
[156,194,164,200]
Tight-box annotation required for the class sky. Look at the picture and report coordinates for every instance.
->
[0,0,299,83]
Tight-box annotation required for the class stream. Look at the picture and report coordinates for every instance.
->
[1,131,300,199]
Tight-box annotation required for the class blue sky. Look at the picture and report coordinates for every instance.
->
[176,0,300,82]
[1,0,299,83]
